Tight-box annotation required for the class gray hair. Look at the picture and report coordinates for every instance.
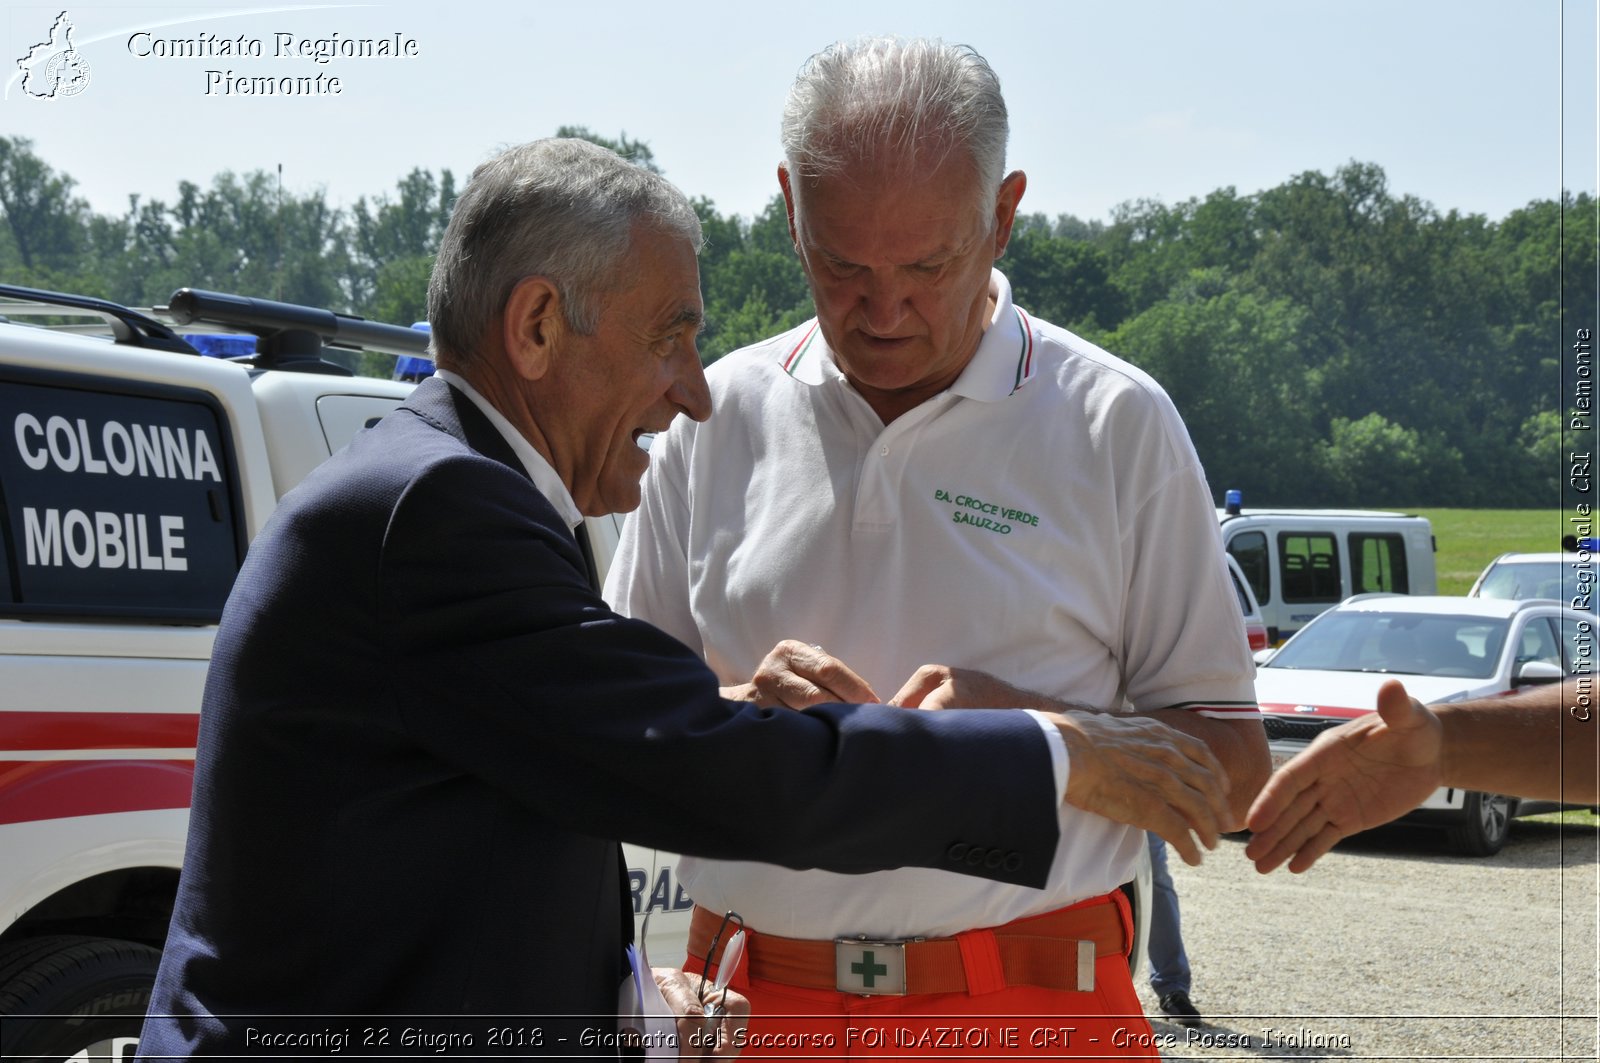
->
[781,37,1008,209]
[427,138,702,366]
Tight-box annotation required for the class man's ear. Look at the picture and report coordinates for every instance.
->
[502,275,562,381]
[778,163,799,247]
[991,170,1028,260]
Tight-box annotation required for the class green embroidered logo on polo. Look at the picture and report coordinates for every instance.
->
[935,488,1042,535]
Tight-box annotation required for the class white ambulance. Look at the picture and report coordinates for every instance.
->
[0,285,694,1061]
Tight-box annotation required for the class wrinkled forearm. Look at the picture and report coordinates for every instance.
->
[1137,709,1271,828]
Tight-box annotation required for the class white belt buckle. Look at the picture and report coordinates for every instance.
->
[834,937,908,996]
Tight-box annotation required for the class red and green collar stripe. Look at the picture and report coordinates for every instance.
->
[1011,306,1036,394]
[782,321,822,376]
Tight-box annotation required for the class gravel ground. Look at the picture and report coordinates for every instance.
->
[1130,819,1599,1062]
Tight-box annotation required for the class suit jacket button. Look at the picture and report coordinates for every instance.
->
[946,843,969,862]
[965,846,986,867]
[1004,852,1024,872]
[984,849,1004,869]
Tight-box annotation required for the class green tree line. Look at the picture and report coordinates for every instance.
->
[0,132,1592,508]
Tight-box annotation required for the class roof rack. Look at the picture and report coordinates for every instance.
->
[0,284,430,376]
[162,288,428,374]
[0,284,198,355]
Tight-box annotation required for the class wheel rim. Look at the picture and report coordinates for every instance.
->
[1480,794,1511,842]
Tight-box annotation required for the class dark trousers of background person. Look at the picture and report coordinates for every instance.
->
[1145,831,1192,998]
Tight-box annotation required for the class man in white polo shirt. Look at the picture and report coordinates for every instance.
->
[606,36,1268,1057]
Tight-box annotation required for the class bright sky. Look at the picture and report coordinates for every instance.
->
[1,0,1595,227]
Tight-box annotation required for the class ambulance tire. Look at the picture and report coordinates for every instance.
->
[0,935,160,1062]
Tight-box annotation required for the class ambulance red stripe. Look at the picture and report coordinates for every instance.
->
[0,759,194,826]
[0,711,199,751]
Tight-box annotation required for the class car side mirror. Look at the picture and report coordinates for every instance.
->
[1252,647,1277,667]
[1514,659,1565,686]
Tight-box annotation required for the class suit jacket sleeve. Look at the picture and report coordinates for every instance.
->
[382,451,1059,888]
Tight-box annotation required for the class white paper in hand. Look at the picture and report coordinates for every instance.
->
[617,914,676,1059]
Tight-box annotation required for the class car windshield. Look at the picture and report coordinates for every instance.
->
[1475,560,1564,601]
[1265,611,1507,678]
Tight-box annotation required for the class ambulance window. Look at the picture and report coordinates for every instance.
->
[0,369,245,622]
[1227,531,1270,604]
[1278,532,1340,602]
[1351,532,1409,594]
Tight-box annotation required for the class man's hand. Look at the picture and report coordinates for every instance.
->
[651,967,749,1060]
[889,664,1071,711]
[894,665,1260,854]
[1045,711,1232,866]
[1245,679,1443,874]
[720,639,879,708]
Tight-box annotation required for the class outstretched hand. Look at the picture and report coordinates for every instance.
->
[1245,679,1443,873]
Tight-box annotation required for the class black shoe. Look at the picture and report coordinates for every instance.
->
[1158,990,1203,1027]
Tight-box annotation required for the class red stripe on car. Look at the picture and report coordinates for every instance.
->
[1256,702,1369,719]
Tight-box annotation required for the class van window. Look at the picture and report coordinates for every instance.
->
[1228,531,1270,604]
[1278,532,1340,602]
[0,368,244,622]
[1351,532,1410,594]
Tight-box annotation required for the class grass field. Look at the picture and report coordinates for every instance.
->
[1408,508,1569,595]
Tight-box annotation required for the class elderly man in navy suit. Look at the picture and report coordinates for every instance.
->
[136,138,1234,1060]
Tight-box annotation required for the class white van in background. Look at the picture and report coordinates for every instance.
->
[1217,490,1436,644]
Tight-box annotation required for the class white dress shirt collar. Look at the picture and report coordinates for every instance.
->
[432,368,583,530]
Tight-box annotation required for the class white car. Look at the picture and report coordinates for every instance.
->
[1469,551,1572,602]
[1253,594,1591,855]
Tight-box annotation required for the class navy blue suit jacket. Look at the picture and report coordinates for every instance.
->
[137,378,1058,1057]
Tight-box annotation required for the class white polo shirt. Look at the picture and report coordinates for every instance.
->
[606,270,1258,940]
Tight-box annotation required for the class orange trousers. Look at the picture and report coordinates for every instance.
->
[686,894,1160,1060]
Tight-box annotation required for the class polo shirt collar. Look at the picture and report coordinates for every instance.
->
[777,269,1038,402]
